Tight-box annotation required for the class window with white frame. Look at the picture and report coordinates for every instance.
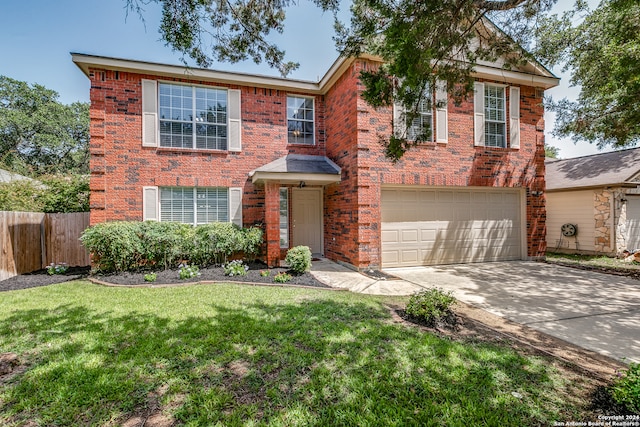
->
[287,96,314,144]
[406,90,433,141]
[159,83,228,150]
[279,188,289,248]
[484,85,506,148]
[160,187,228,225]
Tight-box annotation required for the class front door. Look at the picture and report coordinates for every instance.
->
[292,188,323,255]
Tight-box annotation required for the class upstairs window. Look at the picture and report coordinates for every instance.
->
[484,85,506,148]
[406,90,434,141]
[287,96,314,144]
[159,83,228,150]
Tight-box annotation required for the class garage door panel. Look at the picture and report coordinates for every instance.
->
[382,188,522,267]
[381,229,399,244]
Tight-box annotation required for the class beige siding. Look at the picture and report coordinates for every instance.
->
[381,187,522,267]
[546,190,595,252]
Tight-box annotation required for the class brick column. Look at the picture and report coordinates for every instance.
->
[264,181,281,267]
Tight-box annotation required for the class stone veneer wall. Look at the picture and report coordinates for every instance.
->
[593,189,622,254]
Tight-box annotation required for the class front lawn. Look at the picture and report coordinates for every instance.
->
[0,282,595,426]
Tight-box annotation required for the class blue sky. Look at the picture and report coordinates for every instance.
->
[0,0,606,159]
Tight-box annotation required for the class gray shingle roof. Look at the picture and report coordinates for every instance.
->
[545,147,640,191]
[250,154,341,175]
[0,169,38,184]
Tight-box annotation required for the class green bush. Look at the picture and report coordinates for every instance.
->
[285,246,312,274]
[144,273,157,282]
[46,262,68,275]
[0,174,89,213]
[273,272,292,283]
[178,264,200,280]
[224,260,248,276]
[80,221,143,272]
[81,220,264,273]
[194,222,243,265]
[138,221,194,269]
[405,288,457,326]
[611,363,640,413]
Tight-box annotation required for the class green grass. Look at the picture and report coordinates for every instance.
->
[546,251,640,271]
[0,281,591,426]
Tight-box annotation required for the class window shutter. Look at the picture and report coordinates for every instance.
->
[435,81,448,143]
[141,79,158,147]
[474,82,485,146]
[142,186,159,221]
[228,89,242,152]
[509,86,520,149]
[229,187,243,227]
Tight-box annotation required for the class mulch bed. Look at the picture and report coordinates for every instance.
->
[92,262,329,288]
[0,262,328,291]
[0,266,91,292]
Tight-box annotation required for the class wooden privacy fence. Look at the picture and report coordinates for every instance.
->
[0,211,90,281]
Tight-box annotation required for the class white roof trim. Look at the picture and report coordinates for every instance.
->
[72,52,559,94]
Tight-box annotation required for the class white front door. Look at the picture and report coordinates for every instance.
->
[292,188,323,255]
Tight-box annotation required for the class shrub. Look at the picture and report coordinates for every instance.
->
[0,174,89,213]
[285,246,312,274]
[46,262,68,275]
[80,221,143,272]
[194,222,243,265]
[138,221,194,269]
[610,363,640,413]
[224,260,248,276]
[243,226,263,262]
[273,272,292,283]
[405,288,457,326]
[144,273,157,283]
[178,264,200,280]
[260,270,270,277]
[81,221,264,273]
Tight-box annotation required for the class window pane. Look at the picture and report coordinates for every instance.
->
[406,88,433,141]
[287,96,314,145]
[484,85,506,147]
[279,188,288,248]
[160,187,194,224]
[158,83,228,150]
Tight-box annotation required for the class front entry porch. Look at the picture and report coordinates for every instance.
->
[249,154,341,266]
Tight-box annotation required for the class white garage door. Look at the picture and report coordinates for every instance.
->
[626,195,640,250]
[381,188,523,267]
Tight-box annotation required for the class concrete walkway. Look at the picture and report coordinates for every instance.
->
[310,259,640,363]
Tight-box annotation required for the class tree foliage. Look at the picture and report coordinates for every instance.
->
[0,75,89,176]
[0,175,89,213]
[128,0,558,160]
[536,0,640,149]
[544,144,559,158]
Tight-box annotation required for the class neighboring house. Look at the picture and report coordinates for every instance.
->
[545,148,640,255]
[72,49,558,269]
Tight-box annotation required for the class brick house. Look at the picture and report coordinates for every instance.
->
[72,51,558,269]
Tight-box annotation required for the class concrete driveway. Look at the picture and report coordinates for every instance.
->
[386,262,640,364]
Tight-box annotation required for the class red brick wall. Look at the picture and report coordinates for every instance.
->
[323,63,361,266]
[88,68,327,234]
[88,59,547,269]
[349,59,547,267]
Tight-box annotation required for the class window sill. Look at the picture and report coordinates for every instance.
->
[287,142,316,147]
[155,146,231,155]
